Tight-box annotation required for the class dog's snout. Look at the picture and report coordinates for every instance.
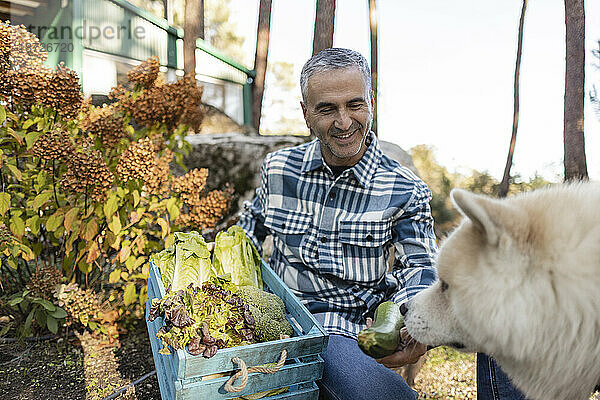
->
[399,302,408,316]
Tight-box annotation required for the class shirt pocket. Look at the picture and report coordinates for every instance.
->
[338,219,392,283]
[264,207,313,261]
[264,207,312,234]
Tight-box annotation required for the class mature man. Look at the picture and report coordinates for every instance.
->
[238,47,432,399]
[238,48,524,399]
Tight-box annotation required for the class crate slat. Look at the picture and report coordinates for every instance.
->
[177,356,323,399]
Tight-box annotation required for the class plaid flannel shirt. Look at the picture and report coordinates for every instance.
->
[237,133,437,338]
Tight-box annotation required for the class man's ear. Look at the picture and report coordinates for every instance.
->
[450,189,501,246]
[300,101,310,129]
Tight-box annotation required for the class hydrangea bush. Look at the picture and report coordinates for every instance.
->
[0,22,233,338]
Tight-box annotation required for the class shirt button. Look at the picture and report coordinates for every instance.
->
[329,192,336,199]
[281,223,286,229]
[366,234,373,241]
[320,236,328,243]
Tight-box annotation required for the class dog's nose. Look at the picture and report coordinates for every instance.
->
[399,303,408,316]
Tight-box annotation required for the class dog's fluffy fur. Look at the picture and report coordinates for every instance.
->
[404,182,600,400]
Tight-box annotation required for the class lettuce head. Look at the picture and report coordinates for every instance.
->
[151,247,175,289]
[213,225,262,288]
[170,231,215,291]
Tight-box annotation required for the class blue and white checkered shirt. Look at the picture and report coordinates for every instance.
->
[238,133,437,338]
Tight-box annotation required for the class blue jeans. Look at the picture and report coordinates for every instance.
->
[477,353,528,400]
[317,333,418,400]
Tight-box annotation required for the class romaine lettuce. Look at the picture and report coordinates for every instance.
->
[170,231,215,291]
[151,247,175,289]
[213,225,263,288]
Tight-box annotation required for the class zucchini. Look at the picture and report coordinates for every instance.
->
[357,301,404,359]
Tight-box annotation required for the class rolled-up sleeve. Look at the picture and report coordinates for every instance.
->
[237,156,270,254]
[389,183,438,305]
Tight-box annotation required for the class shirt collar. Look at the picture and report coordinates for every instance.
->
[301,131,382,188]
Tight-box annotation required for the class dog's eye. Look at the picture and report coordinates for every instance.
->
[440,280,449,292]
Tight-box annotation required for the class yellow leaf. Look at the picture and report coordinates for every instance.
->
[64,207,79,232]
[120,271,129,280]
[132,190,140,207]
[86,242,100,264]
[109,215,122,234]
[26,215,40,235]
[65,234,76,256]
[9,215,24,238]
[141,263,149,277]
[84,219,98,241]
[119,245,131,264]
[0,192,10,217]
[103,193,118,220]
[123,284,136,306]
[164,233,175,249]
[46,212,64,232]
[110,235,122,251]
[32,192,53,210]
[109,268,121,283]
[19,244,34,261]
[157,217,169,239]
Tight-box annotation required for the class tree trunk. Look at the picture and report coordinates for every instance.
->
[184,0,204,77]
[498,0,528,197]
[368,0,378,136]
[563,0,587,181]
[312,0,336,56]
[252,0,273,133]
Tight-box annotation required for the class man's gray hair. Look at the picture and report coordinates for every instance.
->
[300,48,371,101]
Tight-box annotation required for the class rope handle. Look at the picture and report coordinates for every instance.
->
[224,349,288,393]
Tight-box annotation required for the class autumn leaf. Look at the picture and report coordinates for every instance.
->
[86,241,100,264]
[109,268,121,283]
[84,219,98,241]
[0,192,10,216]
[157,217,169,239]
[46,212,64,232]
[64,207,79,232]
[104,193,118,220]
[109,214,122,234]
[119,245,131,264]
[9,215,24,238]
[123,284,137,306]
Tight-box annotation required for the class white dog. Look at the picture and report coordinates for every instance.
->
[404,183,600,400]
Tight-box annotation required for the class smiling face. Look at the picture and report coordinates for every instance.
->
[301,67,374,167]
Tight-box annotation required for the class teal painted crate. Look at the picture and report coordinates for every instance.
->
[146,260,328,400]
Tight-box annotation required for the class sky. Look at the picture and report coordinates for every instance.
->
[227,0,600,182]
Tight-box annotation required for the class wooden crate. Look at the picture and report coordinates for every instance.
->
[146,260,328,400]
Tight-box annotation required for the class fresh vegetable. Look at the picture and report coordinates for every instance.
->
[213,225,263,289]
[148,276,256,357]
[151,247,175,289]
[170,231,216,291]
[237,285,293,342]
[357,301,404,359]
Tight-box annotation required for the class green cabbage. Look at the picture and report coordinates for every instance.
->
[170,231,215,291]
[213,225,262,289]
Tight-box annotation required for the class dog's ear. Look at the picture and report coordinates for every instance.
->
[450,189,502,246]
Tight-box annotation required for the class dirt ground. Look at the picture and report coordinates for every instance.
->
[0,320,161,400]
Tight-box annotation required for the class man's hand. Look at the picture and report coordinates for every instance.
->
[365,317,428,368]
